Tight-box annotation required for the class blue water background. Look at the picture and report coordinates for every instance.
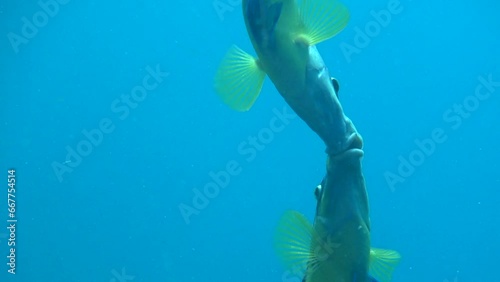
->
[1,0,499,281]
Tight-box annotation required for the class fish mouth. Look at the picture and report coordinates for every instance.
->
[327,132,364,157]
[326,148,363,172]
[332,147,364,160]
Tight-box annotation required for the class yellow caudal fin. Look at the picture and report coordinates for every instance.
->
[369,248,401,282]
[214,45,266,111]
[274,210,323,275]
[297,0,350,45]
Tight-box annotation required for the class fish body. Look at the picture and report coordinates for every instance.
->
[215,0,352,154]
[275,130,401,282]
[310,131,371,282]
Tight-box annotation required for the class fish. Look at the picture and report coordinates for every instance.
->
[274,129,401,282]
[214,0,354,155]
[215,0,401,280]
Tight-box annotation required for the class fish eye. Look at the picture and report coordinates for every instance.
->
[314,184,322,200]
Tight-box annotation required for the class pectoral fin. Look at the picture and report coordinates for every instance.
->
[274,210,323,274]
[214,45,266,111]
[296,0,350,45]
[369,248,401,282]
